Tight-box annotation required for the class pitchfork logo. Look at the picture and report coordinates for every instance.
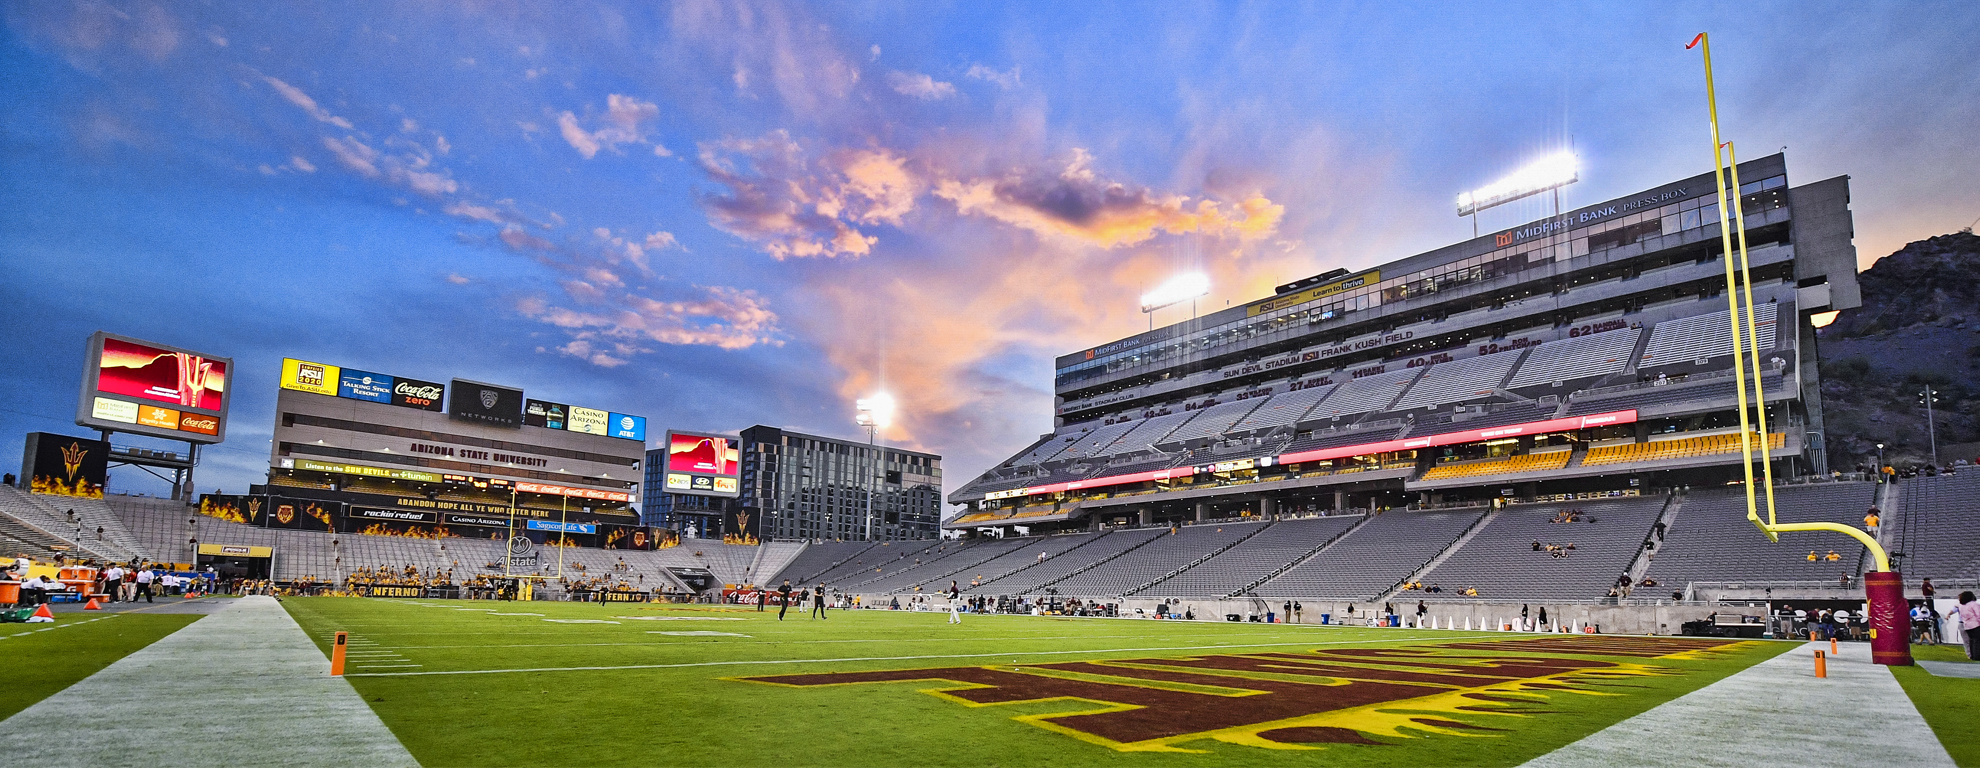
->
[479,389,499,409]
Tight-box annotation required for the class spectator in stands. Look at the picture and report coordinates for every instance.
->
[1863,507,1881,532]
[1958,592,1980,661]
[1806,551,1818,562]
[1824,550,1842,562]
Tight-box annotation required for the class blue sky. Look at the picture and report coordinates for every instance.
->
[3,1,1976,504]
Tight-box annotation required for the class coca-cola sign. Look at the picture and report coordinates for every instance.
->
[392,377,445,411]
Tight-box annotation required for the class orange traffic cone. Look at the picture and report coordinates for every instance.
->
[28,604,56,623]
[84,597,103,610]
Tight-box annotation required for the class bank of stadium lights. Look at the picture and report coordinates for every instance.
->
[855,393,895,541]
[1140,272,1210,330]
[1457,151,1579,236]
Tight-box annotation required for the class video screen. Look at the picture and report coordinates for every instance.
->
[667,433,739,476]
[95,337,227,410]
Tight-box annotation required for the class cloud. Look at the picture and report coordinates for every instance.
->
[320,134,458,196]
[445,273,471,285]
[288,155,315,173]
[887,71,956,100]
[557,94,662,159]
[965,64,1020,89]
[517,283,782,361]
[261,75,354,129]
[444,201,508,224]
[699,132,919,259]
[933,149,1284,248]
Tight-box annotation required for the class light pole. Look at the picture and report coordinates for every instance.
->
[855,395,893,542]
[1876,443,1885,482]
[1920,386,1940,466]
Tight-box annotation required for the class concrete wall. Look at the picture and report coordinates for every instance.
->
[851,593,1730,636]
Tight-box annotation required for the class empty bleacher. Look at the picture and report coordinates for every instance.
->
[0,486,145,562]
[1391,351,1523,410]
[1640,483,1876,588]
[1159,400,1264,446]
[1254,509,1485,600]
[1582,432,1785,467]
[1305,368,1419,420]
[1419,448,1571,481]
[1506,327,1642,389]
[1227,385,1337,434]
[1891,471,1980,583]
[1566,371,1792,417]
[974,528,1165,593]
[1104,410,1196,453]
[853,536,1041,593]
[1638,302,1778,367]
[767,541,875,584]
[1415,496,1668,600]
[1052,521,1265,596]
[1147,515,1362,597]
[951,533,1099,590]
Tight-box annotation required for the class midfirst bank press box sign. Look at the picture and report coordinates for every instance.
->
[77,331,232,443]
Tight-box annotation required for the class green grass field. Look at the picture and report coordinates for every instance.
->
[0,611,203,720]
[281,597,1795,767]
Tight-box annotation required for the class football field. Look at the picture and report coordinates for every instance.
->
[282,597,1798,767]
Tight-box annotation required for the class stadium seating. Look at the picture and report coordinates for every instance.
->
[1639,483,1876,589]
[771,541,876,584]
[1889,471,1980,583]
[1051,521,1266,596]
[1226,385,1338,434]
[850,536,1040,593]
[1419,448,1571,481]
[839,538,982,588]
[1409,402,1558,440]
[1414,496,1668,601]
[1103,410,1197,453]
[1278,422,1408,456]
[1305,368,1420,420]
[1054,420,1143,460]
[1158,400,1265,446]
[973,528,1166,593]
[1391,352,1523,410]
[0,486,146,562]
[1253,509,1485,600]
[1582,432,1785,466]
[1505,327,1642,389]
[1144,515,1361,597]
[1565,371,1792,417]
[953,533,1102,591]
[1637,302,1778,366]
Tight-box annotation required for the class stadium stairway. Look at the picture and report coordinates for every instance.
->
[1225,514,1372,597]
[1379,507,1499,601]
[1020,527,1170,593]
[838,538,982,590]
[1052,521,1266,597]
[856,537,1043,594]
[1125,520,1272,596]
[769,541,877,584]
[1252,509,1487,600]
[748,541,805,586]
[958,533,1105,593]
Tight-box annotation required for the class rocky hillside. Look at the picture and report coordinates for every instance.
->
[1817,231,1980,469]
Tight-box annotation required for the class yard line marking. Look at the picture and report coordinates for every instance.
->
[379,632,1379,650]
[347,633,1507,677]
[353,664,424,668]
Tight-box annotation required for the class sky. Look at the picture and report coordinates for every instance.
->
[3,1,1977,506]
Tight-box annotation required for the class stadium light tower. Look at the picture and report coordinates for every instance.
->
[1457,151,1579,238]
[1140,272,1211,331]
[855,394,894,541]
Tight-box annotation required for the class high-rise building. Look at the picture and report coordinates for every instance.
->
[739,425,941,541]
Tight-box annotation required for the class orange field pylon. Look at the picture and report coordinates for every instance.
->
[1831,637,1839,655]
[30,604,55,620]
[1814,650,1827,678]
[84,597,103,610]
[330,631,348,676]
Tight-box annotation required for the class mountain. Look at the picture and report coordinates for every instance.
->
[1817,231,1980,470]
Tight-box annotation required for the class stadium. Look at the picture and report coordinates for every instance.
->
[4,7,1978,768]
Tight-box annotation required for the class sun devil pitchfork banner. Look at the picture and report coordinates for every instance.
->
[22,432,110,499]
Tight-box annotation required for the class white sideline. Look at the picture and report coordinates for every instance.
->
[0,596,417,767]
[1522,641,1952,768]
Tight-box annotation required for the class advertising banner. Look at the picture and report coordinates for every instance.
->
[349,507,438,525]
[266,497,337,531]
[196,543,273,558]
[197,493,262,525]
[524,399,569,429]
[280,358,340,396]
[442,512,512,529]
[391,377,445,411]
[663,430,741,498]
[338,369,395,403]
[608,413,647,442]
[567,406,609,436]
[22,432,110,499]
[79,332,231,443]
[449,379,524,428]
[723,508,760,545]
[525,519,597,534]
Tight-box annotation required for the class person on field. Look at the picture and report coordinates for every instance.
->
[777,580,793,620]
[756,589,766,612]
[134,566,156,603]
[101,564,124,604]
[948,595,962,625]
[812,584,827,619]
[1957,591,1980,660]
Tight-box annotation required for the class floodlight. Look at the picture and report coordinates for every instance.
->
[1140,273,1211,313]
[855,393,895,429]
[1457,151,1579,217]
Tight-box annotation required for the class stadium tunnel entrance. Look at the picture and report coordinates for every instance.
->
[195,543,272,580]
